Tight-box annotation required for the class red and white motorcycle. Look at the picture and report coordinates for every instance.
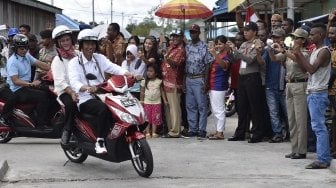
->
[62,74,153,177]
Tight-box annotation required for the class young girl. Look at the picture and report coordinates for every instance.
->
[140,63,168,138]
[208,35,231,140]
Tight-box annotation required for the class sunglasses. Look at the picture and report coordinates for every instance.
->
[18,46,28,50]
[294,37,304,40]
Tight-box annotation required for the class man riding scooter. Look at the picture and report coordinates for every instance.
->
[67,29,133,154]
[0,34,50,128]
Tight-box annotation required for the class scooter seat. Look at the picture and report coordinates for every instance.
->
[80,113,97,122]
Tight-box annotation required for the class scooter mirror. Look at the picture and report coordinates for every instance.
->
[85,73,97,80]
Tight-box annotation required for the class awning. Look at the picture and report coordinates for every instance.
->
[298,14,328,23]
[56,14,80,31]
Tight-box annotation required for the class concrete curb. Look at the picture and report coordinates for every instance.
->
[330,159,336,173]
[0,160,9,180]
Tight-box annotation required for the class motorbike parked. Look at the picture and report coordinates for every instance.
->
[225,89,236,117]
[0,73,64,143]
[61,74,153,177]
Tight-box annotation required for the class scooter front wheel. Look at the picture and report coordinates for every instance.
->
[62,136,88,163]
[129,138,153,177]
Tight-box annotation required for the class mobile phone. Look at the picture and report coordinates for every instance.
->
[138,45,143,53]
[208,41,215,49]
[162,42,167,50]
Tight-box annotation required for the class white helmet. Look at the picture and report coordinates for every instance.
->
[77,29,98,42]
[52,25,72,40]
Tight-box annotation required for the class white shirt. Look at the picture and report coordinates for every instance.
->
[68,52,127,106]
[51,55,74,96]
[121,58,146,77]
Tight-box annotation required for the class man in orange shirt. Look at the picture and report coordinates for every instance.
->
[100,23,125,65]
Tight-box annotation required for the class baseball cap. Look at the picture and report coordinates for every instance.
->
[189,24,200,32]
[291,28,308,39]
[300,22,313,33]
[244,22,258,31]
[271,28,285,37]
[170,30,184,37]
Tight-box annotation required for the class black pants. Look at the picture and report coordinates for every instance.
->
[79,99,112,138]
[2,87,49,126]
[180,93,189,130]
[234,73,265,139]
[59,93,78,131]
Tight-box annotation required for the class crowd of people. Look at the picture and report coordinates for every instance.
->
[0,9,336,168]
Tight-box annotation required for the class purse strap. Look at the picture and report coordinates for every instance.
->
[78,53,105,86]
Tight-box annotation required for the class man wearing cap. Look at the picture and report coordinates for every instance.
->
[264,28,288,143]
[35,29,57,80]
[270,28,310,159]
[227,22,265,143]
[0,28,18,80]
[183,24,214,139]
[294,23,332,169]
[162,30,186,138]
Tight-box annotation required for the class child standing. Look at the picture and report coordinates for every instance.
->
[140,63,168,138]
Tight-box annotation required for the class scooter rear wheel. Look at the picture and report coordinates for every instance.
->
[0,131,12,143]
[62,136,88,163]
[130,138,153,177]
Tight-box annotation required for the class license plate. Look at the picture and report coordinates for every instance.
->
[121,98,137,107]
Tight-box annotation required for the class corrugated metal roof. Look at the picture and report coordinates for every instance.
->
[11,0,62,14]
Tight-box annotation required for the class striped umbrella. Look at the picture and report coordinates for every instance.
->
[155,0,213,19]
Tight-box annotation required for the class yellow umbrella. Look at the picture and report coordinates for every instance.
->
[228,0,245,12]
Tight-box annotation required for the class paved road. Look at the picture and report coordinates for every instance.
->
[0,116,335,187]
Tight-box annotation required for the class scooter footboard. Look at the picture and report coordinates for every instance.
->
[105,136,132,162]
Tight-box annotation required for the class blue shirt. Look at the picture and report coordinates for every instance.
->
[6,53,37,92]
[263,50,282,90]
[185,41,214,75]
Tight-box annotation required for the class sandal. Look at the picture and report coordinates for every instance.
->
[305,161,329,169]
[208,133,224,140]
[207,132,217,138]
[146,133,151,139]
[152,133,159,138]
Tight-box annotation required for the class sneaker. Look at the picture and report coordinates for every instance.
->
[269,135,283,143]
[197,131,207,140]
[181,131,197,138]
[95,138,107,154]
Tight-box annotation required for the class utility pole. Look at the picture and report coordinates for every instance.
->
[111,0,113,23]
[287,0,294,21]
[92,0,95,24]
[121,12,124,28]
[51,0,54,6]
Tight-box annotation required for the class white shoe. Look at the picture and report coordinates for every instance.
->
[95,138,107,154]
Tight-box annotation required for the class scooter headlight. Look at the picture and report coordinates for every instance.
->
[112,107,137,124]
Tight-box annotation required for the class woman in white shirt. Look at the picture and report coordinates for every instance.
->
[68,29,132,154]
[121,44,146,99]
[51,25,78,145]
